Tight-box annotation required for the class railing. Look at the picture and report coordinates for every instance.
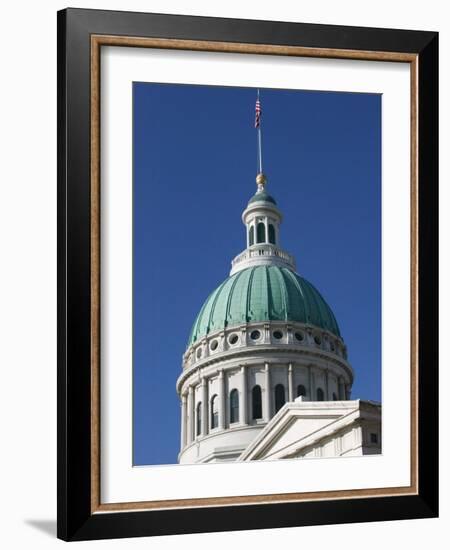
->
[231,244,296,270]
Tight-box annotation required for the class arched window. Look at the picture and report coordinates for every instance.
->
[296,384,306,398]
[210,395,219,429]
[268,224,276,244]
[249,225,254,246]
[257,222,266,243]
[229,389,239,424]
[332,392,338,401]
[252,385,262,419]
[316,388,325,401]
[275,384,286,413]
[196,402,202,436]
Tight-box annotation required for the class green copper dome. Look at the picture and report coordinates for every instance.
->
[188,266,340,346]
[248,191,277,205]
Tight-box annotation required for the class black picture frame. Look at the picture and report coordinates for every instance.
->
[57,7,438,541]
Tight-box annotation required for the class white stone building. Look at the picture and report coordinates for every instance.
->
[176,173,381,464]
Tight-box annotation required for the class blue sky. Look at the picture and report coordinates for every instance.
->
[133,83,381,466]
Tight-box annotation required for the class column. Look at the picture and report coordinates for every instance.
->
[345,384,351,400]
[240,366,248,425]
[201,377,208,436]
[180,393,187,448]
[187,386,194,443]
[218,369,225,430]
[308,365,314,401]
[265,363,271,420]
[288,363,294,402]
[264,217,269,244]
[325,369,330,400]
[338,377,345,400]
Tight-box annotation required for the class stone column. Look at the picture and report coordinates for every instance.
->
[180,393,187,448]
[338,377,345,400]
[288,363,294,402]
[345,384,351,400]
[240,366,248,425]
[265,363,271,420]
[187,386,194,443]
[218,370,225,430]
[325,369,330,400]
[264,217,269,244]
[308,365,314,401]
[201,377,208,436]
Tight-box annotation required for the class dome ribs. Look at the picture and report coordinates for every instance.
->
[268,266,289,321]
[224,269,247,326]
[187,266,341,347]
[245,267,256,322]
[203,278,231,338]
[284,268,310,324]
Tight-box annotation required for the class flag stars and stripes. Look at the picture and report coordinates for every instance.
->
[255,98,262,128]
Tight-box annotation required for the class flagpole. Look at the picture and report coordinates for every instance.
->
[257,89,263,174]
[258,124,263,174]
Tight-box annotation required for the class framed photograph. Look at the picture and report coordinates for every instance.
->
[57,8,438,541]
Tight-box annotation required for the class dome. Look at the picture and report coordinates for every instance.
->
[248,190,277,205]
[188,265,341,346]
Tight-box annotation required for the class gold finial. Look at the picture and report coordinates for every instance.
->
[256,173,267,186]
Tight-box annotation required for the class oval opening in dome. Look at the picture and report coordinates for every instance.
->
[210,340,218,351]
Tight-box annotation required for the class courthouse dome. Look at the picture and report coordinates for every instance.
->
[188,265,341,346]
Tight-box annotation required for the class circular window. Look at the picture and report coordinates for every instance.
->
[273,331,283,340]
[228,333,239,345]
[210,340,218,351]
[196,348,203,359]
[314,335,322,345]
[250,330,261,340]
[294,332,304,342]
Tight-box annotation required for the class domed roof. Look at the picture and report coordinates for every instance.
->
[188,266,340,346]
[248,190,277,205]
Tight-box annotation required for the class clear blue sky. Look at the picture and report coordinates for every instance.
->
[133,83,381,466]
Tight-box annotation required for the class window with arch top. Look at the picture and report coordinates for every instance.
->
[257,222,266,243]
[296,384,306,398]
[249,225,254,246]
[275,384,286,413]
[210,394,219,429]
[196,401,202,436]
[316,388,325,401]
[229,389,239,424]
[252,385,262,420]
[268,223,276,244]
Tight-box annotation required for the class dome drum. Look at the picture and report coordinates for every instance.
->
[183,320,349,372]
[178,359,353,464]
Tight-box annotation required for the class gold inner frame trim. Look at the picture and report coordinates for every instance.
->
[90,34,419,514]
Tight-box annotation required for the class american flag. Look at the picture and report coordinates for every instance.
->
[254,98,261,128]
